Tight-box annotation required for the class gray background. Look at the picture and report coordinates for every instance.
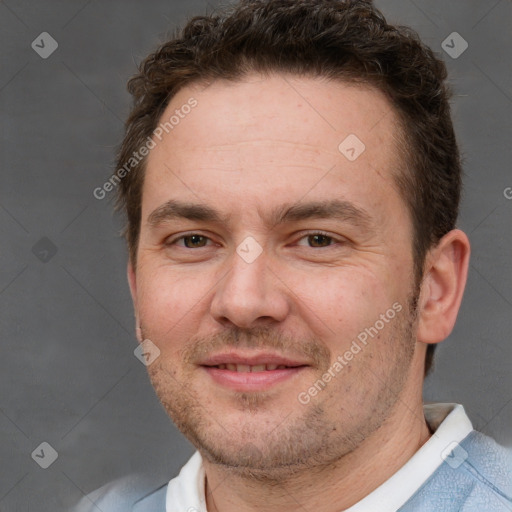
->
[0,0,510,510]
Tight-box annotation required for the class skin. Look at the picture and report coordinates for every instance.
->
[127,73,470,512]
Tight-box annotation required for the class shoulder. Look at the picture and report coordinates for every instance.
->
[70,473,168,512]
[402,430,512,511]
[70,451,203,512]
[459,430,512,500]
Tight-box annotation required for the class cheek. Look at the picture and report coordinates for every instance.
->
[136,268,210,338]
[290,267,395,332]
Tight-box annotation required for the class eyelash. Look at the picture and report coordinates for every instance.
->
[165,231,343,249]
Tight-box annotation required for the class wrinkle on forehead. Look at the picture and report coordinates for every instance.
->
[156,139,342,178]
[172,139,339,154]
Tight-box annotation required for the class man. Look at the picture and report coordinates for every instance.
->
[74,0,512,510]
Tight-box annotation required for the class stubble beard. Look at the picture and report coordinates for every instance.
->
[144,292,419,482]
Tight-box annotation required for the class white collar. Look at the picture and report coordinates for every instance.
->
[165,403,473,512]
[345,402,473,511]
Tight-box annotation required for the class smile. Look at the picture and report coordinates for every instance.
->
[210,363,294,372]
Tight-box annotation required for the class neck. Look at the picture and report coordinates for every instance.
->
[203,395,431,512]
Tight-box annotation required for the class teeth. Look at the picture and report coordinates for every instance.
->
[215,364,290,372]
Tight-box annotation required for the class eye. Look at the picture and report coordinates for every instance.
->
[166,233,213,249]
[165,231,344,251]
[296,231,341,248]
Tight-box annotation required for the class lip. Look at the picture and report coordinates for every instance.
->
[199,351,310,392]
[202,365,307,392]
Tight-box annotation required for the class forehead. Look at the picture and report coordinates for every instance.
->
[143,73,405,218]
[162,73,397,148]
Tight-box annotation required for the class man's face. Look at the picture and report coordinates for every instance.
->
[130,73,424,474]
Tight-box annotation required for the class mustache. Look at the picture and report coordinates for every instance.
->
[176,326,332,369]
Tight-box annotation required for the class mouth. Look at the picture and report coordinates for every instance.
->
[199,352,310,391]
[208,363,301,372]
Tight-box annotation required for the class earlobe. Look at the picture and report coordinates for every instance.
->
[416,229,470,344]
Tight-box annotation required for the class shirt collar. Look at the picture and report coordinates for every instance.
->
[165,403,474,512]
[345,402,473,511]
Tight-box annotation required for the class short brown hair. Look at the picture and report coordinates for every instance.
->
[115,0,462,376]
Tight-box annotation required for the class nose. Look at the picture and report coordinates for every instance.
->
[210,244,290,329]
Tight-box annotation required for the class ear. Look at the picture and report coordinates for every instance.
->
[416,229,470,344]
[127,259,143,343]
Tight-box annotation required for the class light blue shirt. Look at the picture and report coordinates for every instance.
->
[72,403,512,511]
[400,428,512,511]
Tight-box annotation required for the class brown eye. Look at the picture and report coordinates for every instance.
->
[307,233,333,248]
[166,234,211,248]
[181,234,208,248]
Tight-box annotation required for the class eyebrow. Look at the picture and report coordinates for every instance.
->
[147,198,374,231]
